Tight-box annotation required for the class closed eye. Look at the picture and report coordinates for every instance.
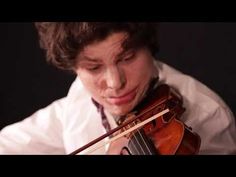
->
[123,54,135,61]
[118,51,136,63]
[86,65,101,71]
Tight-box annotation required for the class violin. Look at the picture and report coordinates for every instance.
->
[70,84,201,155]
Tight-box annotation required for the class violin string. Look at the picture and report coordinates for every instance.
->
[80,109,169,154]
[136,129,152,155]
[127,123,143,155]
[133,129,152,155]
[128,138,139,155]
[129,122,150,155]
[129,142,140,155]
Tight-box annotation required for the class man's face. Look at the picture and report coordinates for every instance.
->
[76,32,158,116]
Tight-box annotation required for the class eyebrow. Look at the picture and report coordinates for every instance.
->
[79,56,102,63]
[117,49,134,59]
[79,48,134,64]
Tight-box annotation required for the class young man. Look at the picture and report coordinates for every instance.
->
[0,23,235,154]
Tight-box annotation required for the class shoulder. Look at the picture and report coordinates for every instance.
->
[65,76,92,105]
[61,76,98,125]
[156,61,236,154]
[156,61,231,113]
[156,60,235,126]
[27,77,92,125]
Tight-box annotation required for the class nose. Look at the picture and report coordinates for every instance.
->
[105,66,125,90]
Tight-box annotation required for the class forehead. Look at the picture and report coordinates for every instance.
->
[80,32,128,58]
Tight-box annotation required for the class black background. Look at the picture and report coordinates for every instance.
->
[0,22,235,130]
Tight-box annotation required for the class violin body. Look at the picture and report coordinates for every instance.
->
[108,84,201,155]
[107,119,200,155]
[70,84,201,155]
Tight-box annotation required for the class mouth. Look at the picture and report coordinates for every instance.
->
[106,88,137,105]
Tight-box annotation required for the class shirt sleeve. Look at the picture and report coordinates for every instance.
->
[199,105,236,154]
[0,98,67,154]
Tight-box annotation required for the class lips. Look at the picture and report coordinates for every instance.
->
[106,89,137,105]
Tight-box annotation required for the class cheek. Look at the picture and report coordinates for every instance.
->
[126,58,154,82]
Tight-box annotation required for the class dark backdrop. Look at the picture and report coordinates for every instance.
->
[0,22,235,130]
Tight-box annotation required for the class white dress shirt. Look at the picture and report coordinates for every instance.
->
[0,61,235,154]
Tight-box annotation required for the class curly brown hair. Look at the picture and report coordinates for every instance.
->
[35,22,159,71]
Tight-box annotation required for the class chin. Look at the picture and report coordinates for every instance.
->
[104,95,141,116]
[109,105,135,117]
